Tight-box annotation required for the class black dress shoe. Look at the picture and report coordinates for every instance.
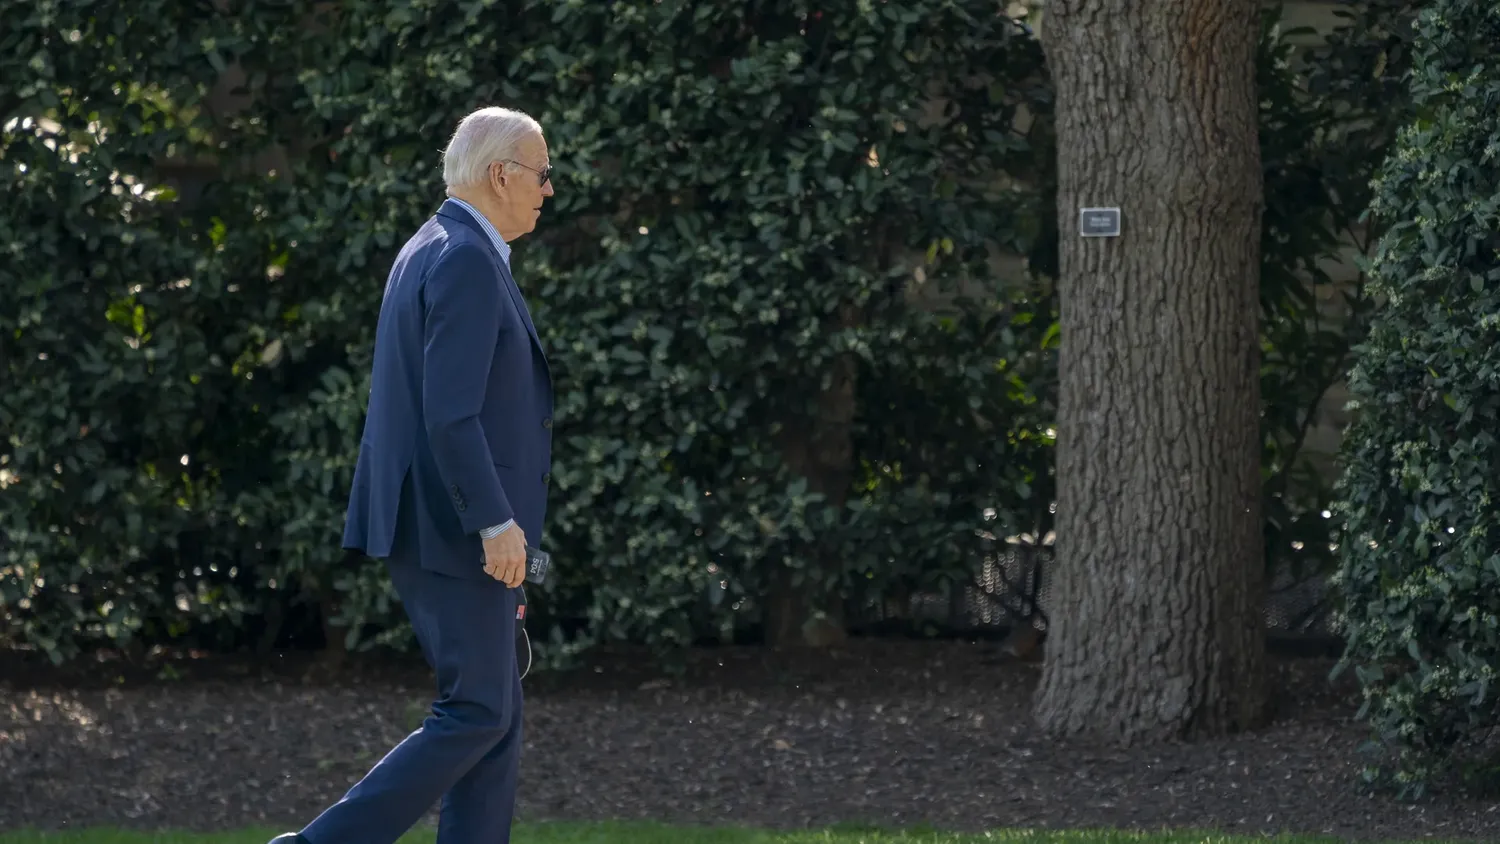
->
[268,835,307,844]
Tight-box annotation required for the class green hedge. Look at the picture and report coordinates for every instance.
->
[1,1,1057,662]
[0,1,1410,666]
[1333,0,1500,795]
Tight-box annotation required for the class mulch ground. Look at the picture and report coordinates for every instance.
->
[2,639,1497,841]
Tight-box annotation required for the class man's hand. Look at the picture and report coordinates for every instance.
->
[482,527,527,587]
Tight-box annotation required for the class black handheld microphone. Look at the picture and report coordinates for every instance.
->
[516,547,549,681]
[524,545,551,585]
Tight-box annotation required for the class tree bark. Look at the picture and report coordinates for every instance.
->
[1031,0,1269,742]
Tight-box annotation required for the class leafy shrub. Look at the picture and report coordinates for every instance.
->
[1,0,1055,661]
[1333,0,1500,795]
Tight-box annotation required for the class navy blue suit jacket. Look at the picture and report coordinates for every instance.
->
[343,199,553,579]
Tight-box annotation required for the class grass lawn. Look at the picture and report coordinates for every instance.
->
[0,822,1468,844]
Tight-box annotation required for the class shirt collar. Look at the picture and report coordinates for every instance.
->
[446,196,511,267]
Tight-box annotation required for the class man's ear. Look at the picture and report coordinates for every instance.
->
[489,161,507,192]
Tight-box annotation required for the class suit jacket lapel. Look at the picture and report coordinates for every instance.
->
[435,200,548,368]
[496,259,546,362]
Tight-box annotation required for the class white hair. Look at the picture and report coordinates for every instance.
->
[441,106,543,190]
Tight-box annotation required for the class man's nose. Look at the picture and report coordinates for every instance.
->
[542,181,554,197]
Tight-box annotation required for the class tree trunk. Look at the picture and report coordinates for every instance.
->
[1031,0,1269,742]
[766,304,862,649]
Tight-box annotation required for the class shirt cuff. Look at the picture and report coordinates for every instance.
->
[479,519,515,540]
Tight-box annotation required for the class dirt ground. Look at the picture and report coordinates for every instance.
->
[2,639,1497,841]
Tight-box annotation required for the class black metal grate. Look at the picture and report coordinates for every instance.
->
[869,538,1336,636]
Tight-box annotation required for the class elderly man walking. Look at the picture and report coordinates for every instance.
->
[269,105,555,844]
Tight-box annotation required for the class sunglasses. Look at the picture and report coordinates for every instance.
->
[501,159,552,187]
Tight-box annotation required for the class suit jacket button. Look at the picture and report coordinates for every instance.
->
[542,417,552,429]
[542,472,551,486]
[451,485,461,499]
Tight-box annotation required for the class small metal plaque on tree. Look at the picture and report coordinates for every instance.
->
[1079,207,1122,237]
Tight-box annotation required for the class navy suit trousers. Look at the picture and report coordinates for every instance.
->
[301,487,523,844]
